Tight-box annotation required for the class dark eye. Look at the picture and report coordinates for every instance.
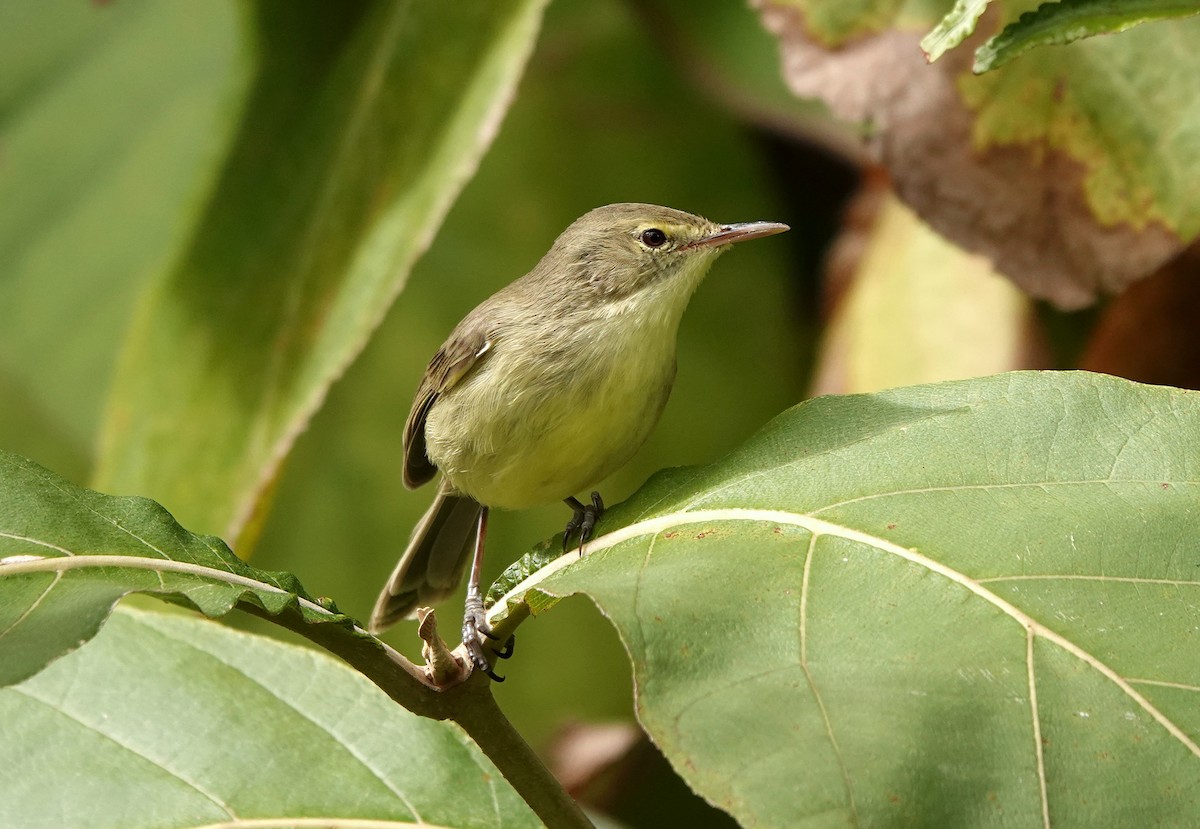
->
[640,228,667,248]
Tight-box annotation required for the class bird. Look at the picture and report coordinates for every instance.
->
[368,203,788,677]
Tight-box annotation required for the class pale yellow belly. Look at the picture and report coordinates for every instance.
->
[424,325,676,510]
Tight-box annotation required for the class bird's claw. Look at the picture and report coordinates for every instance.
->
[493,634,516,660]
[462,595,514,681]
[462,611,503,682]
[563,491,604,553]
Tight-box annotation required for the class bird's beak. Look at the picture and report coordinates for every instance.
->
[685,221,790,250]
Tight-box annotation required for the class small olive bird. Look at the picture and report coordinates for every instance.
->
[369,203,788,677]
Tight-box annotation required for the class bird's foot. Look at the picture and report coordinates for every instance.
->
[563,491,604,554]
[462,593,514,682]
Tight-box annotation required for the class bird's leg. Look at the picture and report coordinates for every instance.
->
[461,507,513,682]
[563,491,605,554]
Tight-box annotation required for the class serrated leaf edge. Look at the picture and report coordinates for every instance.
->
[972,0,1200,73]
[0,551,348,626]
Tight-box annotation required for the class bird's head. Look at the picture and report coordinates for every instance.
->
[538,203,788,301]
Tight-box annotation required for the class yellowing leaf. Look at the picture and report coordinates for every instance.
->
[812,191,1032,394]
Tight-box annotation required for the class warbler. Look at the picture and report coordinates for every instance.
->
[369,203,788,676]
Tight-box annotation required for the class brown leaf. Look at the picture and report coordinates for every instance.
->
[1080,242,1200,389]
[754,2,1185,309]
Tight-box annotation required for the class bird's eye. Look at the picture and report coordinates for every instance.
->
[640,228,668,248]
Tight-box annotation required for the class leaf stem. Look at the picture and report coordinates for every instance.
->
[239,604,446,712]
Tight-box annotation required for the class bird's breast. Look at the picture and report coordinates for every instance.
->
[423,301,682,509]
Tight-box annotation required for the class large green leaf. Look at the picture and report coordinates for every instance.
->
[94,0,549,548]
[0,449,363,688]
[489,372,1200,828]
[0,606,540,829]
[0,1,244,465]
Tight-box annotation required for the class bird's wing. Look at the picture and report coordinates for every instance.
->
[403,326,491,489]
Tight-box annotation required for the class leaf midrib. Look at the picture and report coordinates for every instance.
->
[0,551,345,631]
[492,506,1200,761]
[8,684,237,819]
[135,613,428,824]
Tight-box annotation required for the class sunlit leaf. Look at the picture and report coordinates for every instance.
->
[974,0,1200,72]
[810,190,1034,394]
[0,449,363,688]
[95,0,549,550]
[0,607,539,829]
[491,372,1200,827]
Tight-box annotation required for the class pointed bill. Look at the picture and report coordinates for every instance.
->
[687,221,790,249]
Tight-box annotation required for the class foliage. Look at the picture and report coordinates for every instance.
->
[0,449,363,688]
[93,0,549,550]
[757,0,1200,306]
[6,373,1200,826]
[923,0,1200,70]
[3,0,1199,827]
[493,372,1200,827]
[0,607,540,829]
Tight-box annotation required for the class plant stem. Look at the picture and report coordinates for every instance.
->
[246,603,593,827]
[452,683,596,829]
[241,603,448,716]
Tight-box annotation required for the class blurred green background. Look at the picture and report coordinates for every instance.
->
[9,0,1194,824]
[242,13,830,818]
[1,0,838,824]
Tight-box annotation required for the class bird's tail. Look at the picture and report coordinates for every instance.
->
[369,480,483,633]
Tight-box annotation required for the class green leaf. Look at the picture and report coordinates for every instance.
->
[974,0,1200,72]
[960,12,1200,237]
[489,372,1200,827]
[0,449,363,688]
[0,606,540,829]
[921,0,992,61]
[94,0,549,548]
[0,1,244,457]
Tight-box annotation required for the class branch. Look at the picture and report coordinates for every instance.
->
[247,604,593,828]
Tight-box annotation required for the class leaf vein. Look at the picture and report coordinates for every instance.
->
[0,554,348,623]
[1128,678,1200,693]
[132,616,425,822]
[1027,627,1050,829]
[23,458,175,559]
[500,508,1200,759]
[0,531,74,556]
[8,685,237,818]
[801,534,858,825]
[0,570,61,644]
[809,479,1199,516]
[979,574,1200,587]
